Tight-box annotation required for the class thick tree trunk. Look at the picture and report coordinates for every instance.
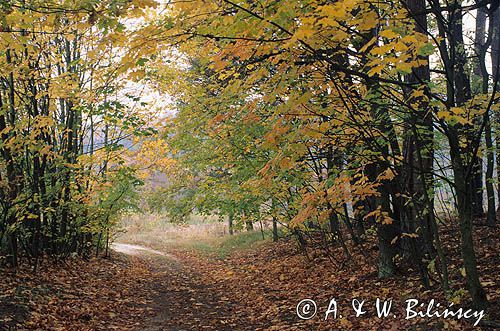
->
[377,230,397,277]
[403,0,436,261]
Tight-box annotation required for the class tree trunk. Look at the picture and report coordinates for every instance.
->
[228,212,234,235]
[404,0,436,262]
[474,7,496,226]
[490,5,500,217]
[444,3,488,310]
[376,183,399,278]
[448,129,488,310]
[271,199,278,242]
[245,216,253,231]
[272,215,278,242]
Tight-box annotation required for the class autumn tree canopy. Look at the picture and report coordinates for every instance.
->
[0,0,498,315]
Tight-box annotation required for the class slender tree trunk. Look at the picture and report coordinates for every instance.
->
[342,203,360,245]
[245,210,253,231]
[485,118,495,226]
[447,3,488,309]
[474,7,496,226]
[490,6,500,217]
[228,212,234,235]
[271,199,278,242]
[105,228,110,258]
[0,54,20,268]
[448,129,488,310]
[325,145,351,258]
[272,216,278,242]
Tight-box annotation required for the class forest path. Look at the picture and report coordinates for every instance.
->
[112,242,246,330]
[111,243,174,259]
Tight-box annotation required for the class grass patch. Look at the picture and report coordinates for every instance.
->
[173,230,271,258]
[214,230,270,257]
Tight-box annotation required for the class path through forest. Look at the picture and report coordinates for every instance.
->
[110,234,499,331]
[1,232,496,330]
[113,243,254,330]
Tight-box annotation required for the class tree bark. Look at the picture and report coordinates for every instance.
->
[446,3,488,310]
[449,130,488,310]
[228,212,234,235]
[474,7,496,226]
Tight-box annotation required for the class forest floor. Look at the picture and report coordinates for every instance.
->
[1,222,499,330]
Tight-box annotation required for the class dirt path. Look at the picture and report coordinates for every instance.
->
[111,243,175,259]
[106,239,500,331]
[112,243,246,331]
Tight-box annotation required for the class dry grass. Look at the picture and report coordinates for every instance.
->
[116,213,225,248]
[115,212,271,257]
